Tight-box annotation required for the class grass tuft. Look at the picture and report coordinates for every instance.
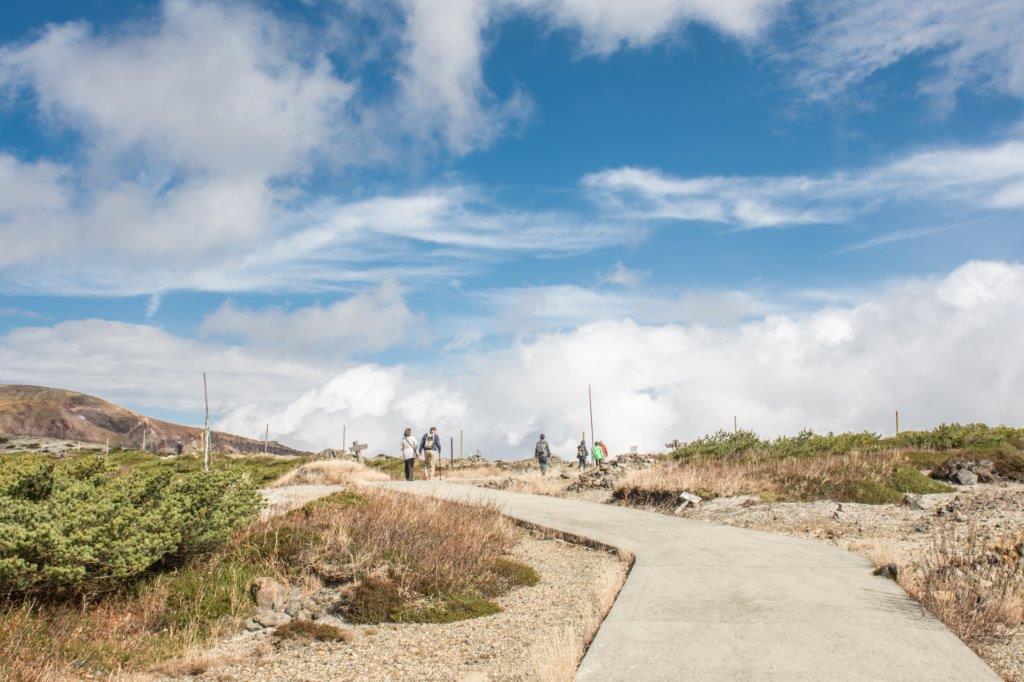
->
[274,620,355,643]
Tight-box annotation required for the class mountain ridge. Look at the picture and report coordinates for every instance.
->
[0,384,307,456]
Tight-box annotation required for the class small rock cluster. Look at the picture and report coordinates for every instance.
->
[245,577,332,632]
[936,459,997,485]
[566,466,617,491]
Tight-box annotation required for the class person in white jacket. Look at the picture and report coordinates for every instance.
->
[401,427,419,481]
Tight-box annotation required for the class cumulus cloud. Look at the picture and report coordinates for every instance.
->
[199,281,421,355]
[216,260,1024,457]
[583,139,1024,228]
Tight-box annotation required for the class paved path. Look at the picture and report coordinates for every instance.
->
[382,481,996,681]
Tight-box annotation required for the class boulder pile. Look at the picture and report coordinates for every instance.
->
[936,459,997,485]
[245,577,337,632]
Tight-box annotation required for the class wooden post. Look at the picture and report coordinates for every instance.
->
[588,385,595,448]
[733,416,737,433]
[142,426,146,452]
[342,425,347,454]
[264,423,269,455]
[895,410,900,436]
[450,436,454,472]
[459,429,463,460]
[105,436,109,454]
[203,372,211,472]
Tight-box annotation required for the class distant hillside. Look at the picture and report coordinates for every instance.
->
[0,384,308,456]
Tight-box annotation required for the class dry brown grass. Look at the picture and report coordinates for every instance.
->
[614,451,949,506]
[900,525,1024,649]
[0,489,520,680]
[442,464,505,480]
[529,553,632,681]
[270,459,389,487]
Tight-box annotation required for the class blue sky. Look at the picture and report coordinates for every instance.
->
[1,0,1023,456]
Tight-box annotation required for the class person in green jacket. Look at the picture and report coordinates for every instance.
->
[592,441,604,465]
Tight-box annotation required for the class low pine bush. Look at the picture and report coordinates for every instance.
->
[0,455,261,599]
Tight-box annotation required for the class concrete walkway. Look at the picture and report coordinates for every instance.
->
[382,481,996,681]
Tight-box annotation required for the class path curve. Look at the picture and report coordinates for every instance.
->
[381,481,996,681]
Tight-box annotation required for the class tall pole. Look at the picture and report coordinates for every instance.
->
[142,426,147,452]
[733,416,737,433]
[264,423,269,455]
[450,436,454,471]
[203,371,211,472]
[895,410,900,436]
[459,429,463,459]
[342,425,347,453]
[588,385,595,448]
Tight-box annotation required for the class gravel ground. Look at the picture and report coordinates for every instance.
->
[168,529,625,682]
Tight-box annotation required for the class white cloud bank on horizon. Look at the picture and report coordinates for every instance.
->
[3,260,1019,457]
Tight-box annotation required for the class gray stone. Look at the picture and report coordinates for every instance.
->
[900,493,924,510]
[255,609,292,628]
[953,469,978,486]
[285,598,303,617]
[245,618,264,632]
[251,577,289,611]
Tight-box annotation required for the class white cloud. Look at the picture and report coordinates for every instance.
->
[0,319,325,416]
[216,260,1024,457]
[790,0,1024,110]
[600,262,647,287]
[5,261,1023,456]
[199,281,421,355]
[583,139,1024,228]
[0,0,354,176]
[390,0,786,152]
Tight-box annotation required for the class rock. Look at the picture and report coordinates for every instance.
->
[674,491,703,514]
[255,608,292,628]
[245,618,264,632]
[559,471,572,479]
[900,493,924,510]
[953,469,979,486]
[873,564,899,581]
[954,512,968,523]
[937,458,996,484]
[251,577,289,611]
[285,598,303,617]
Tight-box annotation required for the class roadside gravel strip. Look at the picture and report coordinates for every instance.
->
[164,484,627,681]
[382,481,999,681]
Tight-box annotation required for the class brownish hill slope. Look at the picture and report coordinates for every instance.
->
[0,384,307,456]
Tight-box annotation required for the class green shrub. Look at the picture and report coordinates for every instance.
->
[0,455,261,598]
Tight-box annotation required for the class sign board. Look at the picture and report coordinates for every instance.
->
[351,441,368,453]
[630,446,638,454]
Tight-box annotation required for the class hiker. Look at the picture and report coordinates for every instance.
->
[535,433,552,475]
[401,427,419,481]
[577,439,588,468]
[174,439,183,456]
[599,440,609,461]
[420,427,440,480]
[592,440,604,466]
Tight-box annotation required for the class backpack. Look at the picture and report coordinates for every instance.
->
[423,434,436,452]
[535,441,548,458]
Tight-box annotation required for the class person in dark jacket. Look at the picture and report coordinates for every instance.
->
[576,439,588,468]
[420,427,440,480]
[535,433,552,475]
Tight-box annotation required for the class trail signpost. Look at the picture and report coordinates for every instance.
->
[351,441,367,461]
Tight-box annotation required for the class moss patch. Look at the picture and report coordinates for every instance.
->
[274,620,354,643]
[393,592,501,624]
